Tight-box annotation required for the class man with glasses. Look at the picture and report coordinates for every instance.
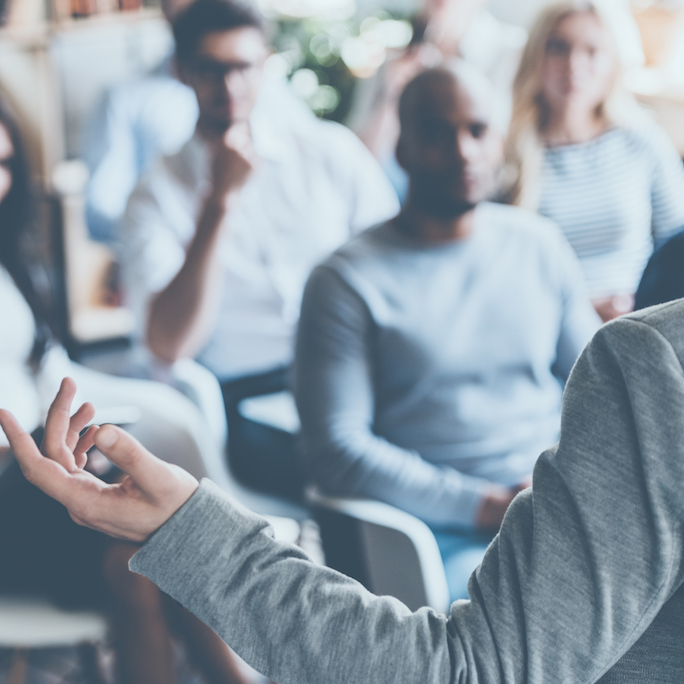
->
[82,0,312,244]
[120,0,399,497]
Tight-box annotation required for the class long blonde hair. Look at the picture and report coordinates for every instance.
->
[504,1,644,209]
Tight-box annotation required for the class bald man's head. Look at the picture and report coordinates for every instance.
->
[397,63,505,219]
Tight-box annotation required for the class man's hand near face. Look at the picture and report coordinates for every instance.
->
[0,378,198,542]
[146,120,257,364]
[207,123,256,209]
[145,22,266,365]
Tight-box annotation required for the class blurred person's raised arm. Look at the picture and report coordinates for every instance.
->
[294,263,511,530]
[118,176,187,354]
[144,129,254,363]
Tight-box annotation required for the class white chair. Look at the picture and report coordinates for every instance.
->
[308,488,451,613]
[170,358,228,453]
[239,391,451,612]
[76,348,228,455]
[0,595,108,684]
[238,390,301,435]
[151,361,307,540]
[77,349,308,532]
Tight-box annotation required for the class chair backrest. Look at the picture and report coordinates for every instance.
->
[307,488,451,613]
[168,365,309,525]
[236,390,450,603]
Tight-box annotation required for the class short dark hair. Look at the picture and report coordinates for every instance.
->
[172,0,265,65]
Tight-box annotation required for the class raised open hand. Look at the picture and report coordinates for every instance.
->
[40,377,97,470]
[210,122,257,203]
[0,377,199,542]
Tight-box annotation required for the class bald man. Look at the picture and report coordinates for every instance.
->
[293,64,601,600]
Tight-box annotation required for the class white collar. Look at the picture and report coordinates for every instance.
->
[187,84,290,165]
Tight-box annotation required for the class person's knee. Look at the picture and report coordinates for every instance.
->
[103,542,162,609]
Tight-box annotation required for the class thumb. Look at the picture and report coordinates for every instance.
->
[224,122,252,153]
[95,425,175,495]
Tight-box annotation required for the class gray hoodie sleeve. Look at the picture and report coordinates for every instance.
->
[130,303,684,684]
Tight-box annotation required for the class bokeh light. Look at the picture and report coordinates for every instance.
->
[264,1,414,119]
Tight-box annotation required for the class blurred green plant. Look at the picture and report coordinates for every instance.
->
[261,2,413,121]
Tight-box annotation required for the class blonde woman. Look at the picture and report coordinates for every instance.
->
[505,1,684,322]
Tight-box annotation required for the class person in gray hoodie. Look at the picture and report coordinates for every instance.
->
[3,294,684,683]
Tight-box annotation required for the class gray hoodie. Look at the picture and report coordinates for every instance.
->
[131,300,684,683]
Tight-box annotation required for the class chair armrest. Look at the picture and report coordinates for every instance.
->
[170,358,228,451]
[238,390,300,434]
[306,487,451,612]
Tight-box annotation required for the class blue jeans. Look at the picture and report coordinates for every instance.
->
[432,528,496,602]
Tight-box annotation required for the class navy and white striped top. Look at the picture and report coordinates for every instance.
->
[538,125,684,298]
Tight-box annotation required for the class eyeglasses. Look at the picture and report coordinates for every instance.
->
[187,59,259,83]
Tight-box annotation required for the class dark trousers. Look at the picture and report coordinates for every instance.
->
[220,366,304,500]
[0,430,108,609]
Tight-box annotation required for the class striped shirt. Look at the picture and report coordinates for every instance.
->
[538,125,684,298]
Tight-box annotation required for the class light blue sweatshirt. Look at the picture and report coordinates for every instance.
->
[293,203,600,527]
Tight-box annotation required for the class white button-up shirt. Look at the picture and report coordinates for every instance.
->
[120,111,399,380]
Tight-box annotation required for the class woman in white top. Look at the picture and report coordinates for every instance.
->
[504,1,684,322]
[0,99,251,684]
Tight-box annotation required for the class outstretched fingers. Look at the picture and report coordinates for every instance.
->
[0,409,40,465]
[41,379,96,472]
[41,378,79,470]
[67,402,96,452]
[0,408,76,504]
